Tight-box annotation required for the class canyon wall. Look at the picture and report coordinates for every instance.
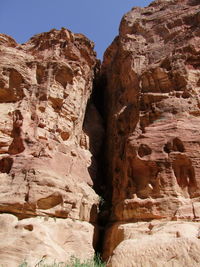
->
[1,0,200,266]
[102,0,200,266]
[0,29,104,266]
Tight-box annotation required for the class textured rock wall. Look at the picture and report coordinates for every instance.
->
[0,29,104,266]
[1,1,200,266]
[102,0,200,265]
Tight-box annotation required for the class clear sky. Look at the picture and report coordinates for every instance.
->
[0,0,152,59]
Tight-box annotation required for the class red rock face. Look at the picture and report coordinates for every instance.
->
[1,1,200,266]
[102,0,200,265]
[0,29,104,266]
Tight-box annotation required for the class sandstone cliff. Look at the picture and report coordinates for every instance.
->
[102,0,200,266]
[0,28,104,266]
[1,0,200,266]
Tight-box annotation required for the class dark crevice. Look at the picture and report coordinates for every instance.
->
[0,157,14,173]
[82,65,111,256]
[92,63,108,120]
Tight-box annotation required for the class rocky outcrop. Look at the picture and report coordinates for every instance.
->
[1,1,200,266]
[0,29,104,266]
[104,221,200,267]
[102,0,200,265]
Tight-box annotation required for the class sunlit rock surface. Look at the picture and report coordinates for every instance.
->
[0,29,104,266]
[1,0,200,266]
[102,0,200,265]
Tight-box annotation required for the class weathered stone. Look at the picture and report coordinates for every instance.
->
[1,0,200,266]
[0,28,103,265]
[102,0,200,264]
[105,221,200,267]
[0,214,95,267]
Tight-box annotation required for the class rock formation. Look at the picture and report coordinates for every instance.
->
[1,0,200,266]
[0,29,104,266]
[101,0,200,265]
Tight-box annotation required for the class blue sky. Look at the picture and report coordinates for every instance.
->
[0,0,152,59]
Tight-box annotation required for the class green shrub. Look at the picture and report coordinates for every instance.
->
[18,262,28,267]
[67,254,105,267]
[18,254,105,267]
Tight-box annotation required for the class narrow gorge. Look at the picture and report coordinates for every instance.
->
[0,0,200,266]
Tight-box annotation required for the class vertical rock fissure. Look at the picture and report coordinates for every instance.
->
[1,1,200,265]
[82,65,111,257]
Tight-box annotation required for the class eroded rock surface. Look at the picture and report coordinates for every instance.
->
[102,0,200,265]
[1,1,200,266]
[0,29,104,266]
[105,221,200,267]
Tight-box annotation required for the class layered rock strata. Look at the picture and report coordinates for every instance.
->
[1,0,200,266]
[102,0,200,265]
[0,29,104,266]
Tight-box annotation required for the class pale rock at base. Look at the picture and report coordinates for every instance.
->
[0,28,103,266]
[102,0,200,265]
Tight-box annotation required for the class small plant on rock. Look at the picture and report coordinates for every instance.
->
[18,254,105,267]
